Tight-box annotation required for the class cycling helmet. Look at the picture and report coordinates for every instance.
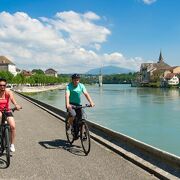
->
[71,73,80,79]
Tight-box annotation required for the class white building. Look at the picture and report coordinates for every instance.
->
[165,73,179,85]
[0,56,17,76]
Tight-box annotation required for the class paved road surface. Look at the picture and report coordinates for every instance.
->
[0,93,158,180]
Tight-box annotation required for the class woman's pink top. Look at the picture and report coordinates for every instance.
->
[0,92,10,112]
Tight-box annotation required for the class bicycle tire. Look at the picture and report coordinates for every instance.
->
[65,117,74,144]
[4,127,10,167]
[0,128,4,154]
[80,121,91,155]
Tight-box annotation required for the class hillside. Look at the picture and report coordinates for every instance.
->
[86,66,134,75]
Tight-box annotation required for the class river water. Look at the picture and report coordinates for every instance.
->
[28,84,180,157]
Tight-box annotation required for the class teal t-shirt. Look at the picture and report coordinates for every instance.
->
[66,82,87,105]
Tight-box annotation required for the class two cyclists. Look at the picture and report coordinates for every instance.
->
[0,78,21,152]
[0,74,92,153]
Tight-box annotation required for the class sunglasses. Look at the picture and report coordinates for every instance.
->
[0,84,6,87]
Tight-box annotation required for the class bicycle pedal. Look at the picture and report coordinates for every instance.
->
[82,137,87,141]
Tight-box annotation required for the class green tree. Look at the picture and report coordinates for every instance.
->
[12,74,24,84]
[0,71,14,83]
[32,69,44,75]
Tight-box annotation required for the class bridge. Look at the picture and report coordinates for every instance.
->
[0,93,179,179]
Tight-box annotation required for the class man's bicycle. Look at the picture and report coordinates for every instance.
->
[65,104,91,155]
[0,107,17,168]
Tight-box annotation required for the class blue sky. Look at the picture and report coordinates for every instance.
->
[0,0,179,73]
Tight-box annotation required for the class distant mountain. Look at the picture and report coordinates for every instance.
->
[86,66,134,75]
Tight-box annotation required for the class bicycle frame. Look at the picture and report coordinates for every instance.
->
[72,104,90,135]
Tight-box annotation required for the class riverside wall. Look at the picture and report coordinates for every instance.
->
[14,91,180,180]
[12,84,66,93]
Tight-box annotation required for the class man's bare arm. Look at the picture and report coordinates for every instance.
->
[84,91,95,107]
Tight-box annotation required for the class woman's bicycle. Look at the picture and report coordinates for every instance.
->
[0,107,17,168]
[65,104,91,155]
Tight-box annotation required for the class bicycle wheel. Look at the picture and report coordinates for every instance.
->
[4,127,10,167]
[0,128,4,155]
[65,117,74,144]
[80,121,91,155]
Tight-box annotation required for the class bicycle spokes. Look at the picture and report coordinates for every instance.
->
[80,122,91,155]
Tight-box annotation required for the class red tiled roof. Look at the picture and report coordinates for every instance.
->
[165,73,178,79]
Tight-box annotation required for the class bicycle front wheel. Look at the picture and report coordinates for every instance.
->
[4,127,10,167]
[65,117,74,144]
[80,121,91,155]
[0,128,4,155]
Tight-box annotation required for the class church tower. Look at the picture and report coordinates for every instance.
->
[158,51,164,63]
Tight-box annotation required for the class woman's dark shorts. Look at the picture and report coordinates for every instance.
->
[5,111,13,117]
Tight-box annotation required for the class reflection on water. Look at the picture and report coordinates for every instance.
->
[28,84,180,156]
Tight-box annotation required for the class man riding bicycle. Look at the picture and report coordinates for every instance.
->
[65,74,95,128]
[0,78,21,152]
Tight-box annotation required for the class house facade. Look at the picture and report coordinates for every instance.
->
[21,70,32,77]
[170,66,180,74]
[163,73,179,86]
[45,68,58,77]
[0,56,17,76]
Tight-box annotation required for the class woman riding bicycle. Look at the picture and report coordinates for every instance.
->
[65,74,95,126]
[0,78,21,152]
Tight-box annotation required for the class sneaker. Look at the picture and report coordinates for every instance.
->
[10,144,15,152]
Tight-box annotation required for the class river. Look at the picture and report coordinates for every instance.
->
[27,84,180,157]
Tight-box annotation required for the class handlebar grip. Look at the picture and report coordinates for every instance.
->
[11,107,22,112]
[11,107,17,112]
[85,104,91,107]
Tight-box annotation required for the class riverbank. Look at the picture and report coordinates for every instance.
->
[12,84,66,93]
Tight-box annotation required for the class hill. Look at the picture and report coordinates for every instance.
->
[86,66,134,75]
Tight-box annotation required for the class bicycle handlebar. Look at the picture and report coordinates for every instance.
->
[72,104,91,109]
[11,107,18,112]
[0,107,22,113]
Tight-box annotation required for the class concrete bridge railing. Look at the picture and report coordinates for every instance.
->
[15,91,180,180]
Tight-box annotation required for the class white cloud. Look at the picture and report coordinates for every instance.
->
[142,0,157,5]
[0,11,146,73]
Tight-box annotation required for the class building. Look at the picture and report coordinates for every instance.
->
[140,52,171,83]
[16,68,21,74]
[0,56,17,76]
[162,73,179,86]
[169,66,180,74]
[21,70,32,77]
[45,68,58,77]
[139,52,180,87]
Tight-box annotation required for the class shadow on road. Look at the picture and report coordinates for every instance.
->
[39,139,86,156]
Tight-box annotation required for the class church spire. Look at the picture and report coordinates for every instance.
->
[158,50,164,63]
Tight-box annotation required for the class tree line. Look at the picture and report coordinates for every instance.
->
[80,72,138,84]
[0,71,69,85]
[102,72,138,84]
[0,70,138,85]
